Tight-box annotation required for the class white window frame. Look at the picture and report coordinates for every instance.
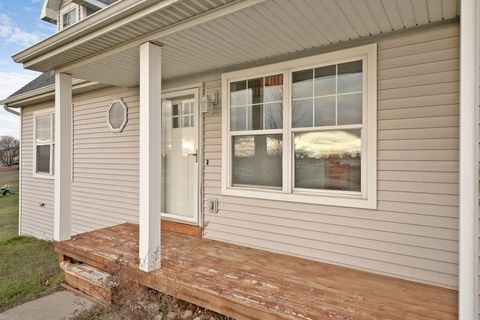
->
[33,108,55,179]
[107,99,128,133]
[221,44,377,209]
[60,4,79,30]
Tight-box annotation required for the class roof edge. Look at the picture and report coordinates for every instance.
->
[0,79,94,107]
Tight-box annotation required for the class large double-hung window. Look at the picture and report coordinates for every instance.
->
[222,45,377,209]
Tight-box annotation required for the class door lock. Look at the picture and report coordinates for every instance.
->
[188,151,198,163]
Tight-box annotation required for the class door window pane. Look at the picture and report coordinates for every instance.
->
[232,134,282,188]
[294,130,361,191]
[36,145,50,174]
[182,116,189,128]
[172,104,179,116]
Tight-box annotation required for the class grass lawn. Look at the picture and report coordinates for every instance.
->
[0,167,63,312]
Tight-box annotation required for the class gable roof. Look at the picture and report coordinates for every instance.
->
[7,71,55,99]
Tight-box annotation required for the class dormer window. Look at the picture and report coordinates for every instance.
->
[62,8,77,28]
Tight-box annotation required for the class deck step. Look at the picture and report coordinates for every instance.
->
[62,262,111,304]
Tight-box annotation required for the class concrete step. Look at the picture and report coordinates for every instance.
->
[61,262,111,305]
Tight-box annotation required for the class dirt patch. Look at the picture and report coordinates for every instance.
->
[0,166,18,173]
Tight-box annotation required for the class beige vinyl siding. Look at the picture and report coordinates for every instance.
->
[20,103,54,239]
[71,87,139,235]
[201,23,460,289]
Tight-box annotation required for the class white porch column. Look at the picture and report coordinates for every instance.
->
[459,0,479,318]
[53,72,72,241]
[139,42,162,272]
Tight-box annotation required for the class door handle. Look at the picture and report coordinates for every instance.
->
[188,151,198,163]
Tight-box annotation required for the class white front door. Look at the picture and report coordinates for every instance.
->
[161,89,199,224]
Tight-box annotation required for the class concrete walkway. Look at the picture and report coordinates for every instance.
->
[0,290,96,320]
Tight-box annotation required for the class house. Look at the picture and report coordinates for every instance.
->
[1,0,478,318]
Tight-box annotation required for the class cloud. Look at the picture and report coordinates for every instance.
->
[0,13,41,46]
[0,108,21,138]
[0,71,38,100]
[0,71,39,138]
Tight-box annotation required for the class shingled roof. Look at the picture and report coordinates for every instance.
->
[7,71,55,99]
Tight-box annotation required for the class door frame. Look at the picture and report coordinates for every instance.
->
[161,87,201,226]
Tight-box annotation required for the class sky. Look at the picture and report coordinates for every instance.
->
[0,0,56,138]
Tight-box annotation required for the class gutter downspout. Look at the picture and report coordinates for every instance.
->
[3,104,20,116]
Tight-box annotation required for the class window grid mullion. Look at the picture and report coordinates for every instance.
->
[291,124,363,132]
[283,71,291,194]
[312,68,315,127]
[335,64,338,126]
[263,77,266,130]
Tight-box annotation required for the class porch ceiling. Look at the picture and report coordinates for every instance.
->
[40,0,461,87]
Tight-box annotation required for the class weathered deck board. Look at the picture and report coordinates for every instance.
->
[54,223,457,320]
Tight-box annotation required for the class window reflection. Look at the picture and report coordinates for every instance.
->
[265,75,283,103]
[315,65,336,96]
[232,135,282,187]
[294,130,361,191]
[338,93,362,125]
[247,77,263,105]
[338,60,362,93]
[292,60,363,128]
[230,75,283,131]
[292,99,313,128]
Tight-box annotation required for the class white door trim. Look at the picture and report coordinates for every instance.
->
[161,88,200,226]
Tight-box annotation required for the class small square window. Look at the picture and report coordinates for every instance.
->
[62,8,77,28]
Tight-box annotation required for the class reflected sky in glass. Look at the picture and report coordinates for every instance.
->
[294,130,361,191]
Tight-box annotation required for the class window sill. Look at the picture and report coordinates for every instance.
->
[33,173,54,180]
[221,187,377,209]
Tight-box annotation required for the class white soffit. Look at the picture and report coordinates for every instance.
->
[67,0,460,86]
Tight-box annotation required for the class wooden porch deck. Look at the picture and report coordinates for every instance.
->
[54,223,457,320]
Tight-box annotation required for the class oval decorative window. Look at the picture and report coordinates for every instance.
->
[108,99,128,132]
